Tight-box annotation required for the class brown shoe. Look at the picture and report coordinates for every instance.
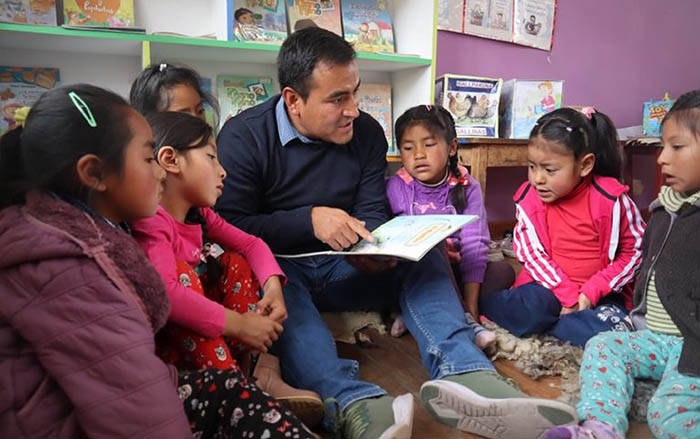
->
[245,352,324,428]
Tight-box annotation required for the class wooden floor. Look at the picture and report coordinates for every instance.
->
[313,330,653,439]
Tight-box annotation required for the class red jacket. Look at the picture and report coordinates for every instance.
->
[0,192,192,438]
[512,176,645,309]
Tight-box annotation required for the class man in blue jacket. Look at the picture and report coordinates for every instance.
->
[216,27,576,439]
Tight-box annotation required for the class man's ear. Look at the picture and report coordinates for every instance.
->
[579,152,596,178]
[157,146,181,174]
[75,154,106,191]
[282,87,303,117]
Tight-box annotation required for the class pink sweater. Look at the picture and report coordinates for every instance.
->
[132,206,285,338]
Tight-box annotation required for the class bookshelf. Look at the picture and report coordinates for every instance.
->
[0,0,437,132]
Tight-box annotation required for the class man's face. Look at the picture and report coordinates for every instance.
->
[290,60,361,145]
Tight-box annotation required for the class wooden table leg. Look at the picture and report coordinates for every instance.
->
[471,145,489,194]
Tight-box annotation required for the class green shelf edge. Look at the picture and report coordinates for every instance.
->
[1,22,432,66]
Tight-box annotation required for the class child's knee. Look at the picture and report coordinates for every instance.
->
[647,392,700,438]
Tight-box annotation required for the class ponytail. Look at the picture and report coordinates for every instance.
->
[0,127,28,208]
[530,107,622,180]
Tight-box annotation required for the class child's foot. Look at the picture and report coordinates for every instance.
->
[420,370,576,439]
[391,315,407,337]
[544,420,623,439]
[341,394,414,439]
[465,312,496,349]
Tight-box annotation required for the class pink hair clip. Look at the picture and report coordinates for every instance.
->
[580,106,596,120]
[425,104,433,112]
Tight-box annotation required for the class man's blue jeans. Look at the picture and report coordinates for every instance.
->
[271,248,495,413]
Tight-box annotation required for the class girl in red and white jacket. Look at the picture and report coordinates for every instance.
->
[481,108,645,347]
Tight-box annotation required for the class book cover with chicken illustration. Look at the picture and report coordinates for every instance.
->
[435,74,502,138]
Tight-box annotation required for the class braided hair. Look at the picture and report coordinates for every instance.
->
[395,105,466,211]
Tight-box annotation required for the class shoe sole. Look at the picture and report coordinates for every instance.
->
[277,396,324,428]
[420,380,576,439]
[379,393,414,439]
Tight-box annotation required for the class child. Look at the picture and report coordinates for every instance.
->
[546,90,700,439]
[130,111,323,427]
[129,64,318,421]
[481,107,645,347]
[386,105,516,349]
[0,84,314,438]
[129,63,219,123]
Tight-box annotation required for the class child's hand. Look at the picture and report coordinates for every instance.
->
[225,310,283,353]
[560,304,579,316]
[258,276,287,324]
[578,293,592,311]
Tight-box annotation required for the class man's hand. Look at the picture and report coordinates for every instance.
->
[345,255,397,273]
[311,206,375,251]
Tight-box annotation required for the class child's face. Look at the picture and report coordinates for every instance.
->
[98,111,165,222]
[527,136,594,203]
[167,84,206,121]
[177,138,227,208]
[399,123,456,185]
[659,116,700,195]
[239,12,254,24]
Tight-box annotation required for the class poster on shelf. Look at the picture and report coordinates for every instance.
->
[0,66,60,136]
[463,0,512,43]
[356,83,394,155]
[285,0,342,36]
[437,0,464,33]
[217,75,274,123]
[341,0,394,54]
[228,0,288,44]
[512,0,556,50]
[0,0,57,25]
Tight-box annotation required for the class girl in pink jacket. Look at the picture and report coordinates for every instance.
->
[481,108,645,347]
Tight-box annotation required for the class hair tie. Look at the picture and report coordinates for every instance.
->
[580,106,596,120]
[68,91,97,128]
[425,104,432,112]
[12,106,31,128]
[565,126,572,132]
[159,63,168,72]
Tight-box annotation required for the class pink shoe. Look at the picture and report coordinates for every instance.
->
[545,420,624,439]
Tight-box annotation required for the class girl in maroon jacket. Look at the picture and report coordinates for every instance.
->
[0,84,314,439]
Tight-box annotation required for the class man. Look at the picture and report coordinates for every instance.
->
[216,27,576,439]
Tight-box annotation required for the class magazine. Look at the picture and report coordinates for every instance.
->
[276,214,477,262]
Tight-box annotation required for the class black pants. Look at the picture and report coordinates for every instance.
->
[178,368,315,439]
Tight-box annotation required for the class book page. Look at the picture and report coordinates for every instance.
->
[463,0,513,43]
[512,0,556,51]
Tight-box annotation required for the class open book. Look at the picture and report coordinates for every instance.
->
[276,215,477,262]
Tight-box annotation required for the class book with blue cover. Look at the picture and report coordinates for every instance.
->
[228,0,287,44]
[341,0,394,53]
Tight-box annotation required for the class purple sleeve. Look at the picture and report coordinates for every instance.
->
[457,176,490,284]
[386,175,410,216]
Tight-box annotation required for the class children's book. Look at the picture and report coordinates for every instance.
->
[285,0,342,36]
[341,0,394,53]
[276,214,477,261]
[0,0,57,25]
[499,79,563,139]
[643,93,674,137]
[437,0,465,33]
[0,66,60,136]
[512,0,556,51]
[62,0,134,28]
[228,0,287,44]
[216,75,274,122]
[199,77,218,129]
[435,74,502,138]
[356,83,394,155]
[463,0,513,43]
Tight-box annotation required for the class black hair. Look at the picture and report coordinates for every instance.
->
[277,26,355,100]
[0,84,134,209]
[129,63,219,124]
[529,107,622,179]
[395,105,466,212]
[662,89,700,138]
[146,111,222,286]
[234,7,253,21]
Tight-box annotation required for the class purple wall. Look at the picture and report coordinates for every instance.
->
[436,0,700,224]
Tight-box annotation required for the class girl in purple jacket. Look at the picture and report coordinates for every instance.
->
[386,105,515,349]
[0,84,314,439]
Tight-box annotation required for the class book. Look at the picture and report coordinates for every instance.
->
[216,75,274,122]
[499,79,563,139]
[276,214,478,261]
[0,0,57,25]
[512,0,556,51]
[285,0,342,36]
[0,66,60,136]
[356,83,394,156]
[463,0,513,43]
[435,74,502,138]
[199,77,217,129]
[437,0,465,33]
[341,0,394,53]
[62,0,134,28]
[228,0,288,44]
